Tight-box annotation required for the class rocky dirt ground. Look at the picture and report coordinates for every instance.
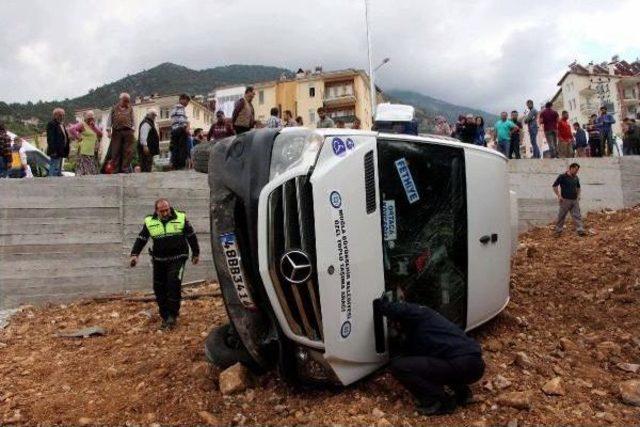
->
[1,208,640,426]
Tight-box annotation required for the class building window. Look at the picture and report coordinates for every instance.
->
[259,90,264,105]
[309,110,316,125]
[194,107,200,120]
[309,87,315,98]
[160,107,170,119]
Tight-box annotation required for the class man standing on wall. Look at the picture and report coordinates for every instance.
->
[264,107,282,128]
[596,106,616,156]
[169,94,191,170]
[232,87,256,134]
[557,111,575,158]
[508,110,523,159]
[316,107,335,128]
[539,102,559,158]
[283,110,297,127]
[524,100,540,158]
[130,199,200,329]
[0,122,12,178]
[107,93,136,173]
[494,112,516,157]
[207,111,235,141]
[46,108,70,177]
[552,163,586,237]
[138,109,159,173]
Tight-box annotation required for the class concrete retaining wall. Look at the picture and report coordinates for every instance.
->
[2,158,640,309]
[0,172,215,309]
[509,157,640,231]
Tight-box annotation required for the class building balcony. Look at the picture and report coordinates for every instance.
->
[323,94,357,108]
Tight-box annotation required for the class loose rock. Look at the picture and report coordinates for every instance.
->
[514,352,532,368]
[559,337,577,352]
[219,363,252,396]
[493,375,512,390]
[78,417,93,425]
[619,380,640,407]
[372,407,385,419]
[616,363,640,374]
[496,392,532,410]
[542,377,566,396]
[596,341,621,355]
[198,411,220,425]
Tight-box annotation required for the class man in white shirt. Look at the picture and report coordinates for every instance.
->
[138,109,159,172]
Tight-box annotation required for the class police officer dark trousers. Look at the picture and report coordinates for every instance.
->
[374,298,485,416]
[130,199,200,329]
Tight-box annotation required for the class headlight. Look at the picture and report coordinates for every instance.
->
[269,130,324,180]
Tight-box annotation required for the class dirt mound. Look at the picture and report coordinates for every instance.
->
[1,208,640,425]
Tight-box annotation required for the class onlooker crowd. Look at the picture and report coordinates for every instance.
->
[8,91,639,180]
[439,99,638,160]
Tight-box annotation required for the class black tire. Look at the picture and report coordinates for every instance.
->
[193,142,213,173]
[204,323,259,370]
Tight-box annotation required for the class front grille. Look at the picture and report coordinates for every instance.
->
[364,150,376,214]
[267,176,323,342]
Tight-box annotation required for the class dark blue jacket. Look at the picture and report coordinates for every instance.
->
[575,128,588,148]
[377,299,482,359]
[596,114,616,134]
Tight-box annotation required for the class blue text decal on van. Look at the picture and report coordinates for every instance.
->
[394,158,420,204]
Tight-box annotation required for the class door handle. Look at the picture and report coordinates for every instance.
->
[479,235,491,244]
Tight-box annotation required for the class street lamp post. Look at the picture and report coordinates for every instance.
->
[364,0,377,118]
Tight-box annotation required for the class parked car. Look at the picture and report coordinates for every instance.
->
[6,131,74,177]
[193,127,516,386]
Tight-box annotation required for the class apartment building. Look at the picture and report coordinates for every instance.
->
[211,67,379,129]
[550,57,640,134]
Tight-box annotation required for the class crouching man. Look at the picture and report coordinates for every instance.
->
[130,199,200,329]
[374,297,485,416]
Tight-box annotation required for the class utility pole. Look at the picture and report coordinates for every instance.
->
[364,0,377,119]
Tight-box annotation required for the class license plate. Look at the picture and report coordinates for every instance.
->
[219,232,256,309]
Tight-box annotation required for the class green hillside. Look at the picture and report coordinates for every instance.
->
[3,63,498,137]
[3,63,293,134]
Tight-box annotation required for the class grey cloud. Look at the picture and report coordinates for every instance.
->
[0,0,635,113]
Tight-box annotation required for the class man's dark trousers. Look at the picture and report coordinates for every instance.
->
[152,259,186,321]
[390,354,485,402]
[508,139,521,159]
[170,127,189,170]
[138,144,154,172]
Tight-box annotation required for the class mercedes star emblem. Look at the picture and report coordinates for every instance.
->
[280,250,313,284]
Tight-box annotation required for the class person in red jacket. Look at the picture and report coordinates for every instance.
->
[557,111,574,158]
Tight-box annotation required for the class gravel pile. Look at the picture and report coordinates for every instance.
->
[1,208,639,425]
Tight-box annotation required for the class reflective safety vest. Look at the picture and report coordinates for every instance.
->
[144,211,186,238]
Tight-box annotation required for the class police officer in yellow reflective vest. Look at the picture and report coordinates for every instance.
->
[130,199,200,329]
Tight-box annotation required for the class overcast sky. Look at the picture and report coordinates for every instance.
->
[1,0,639,112]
